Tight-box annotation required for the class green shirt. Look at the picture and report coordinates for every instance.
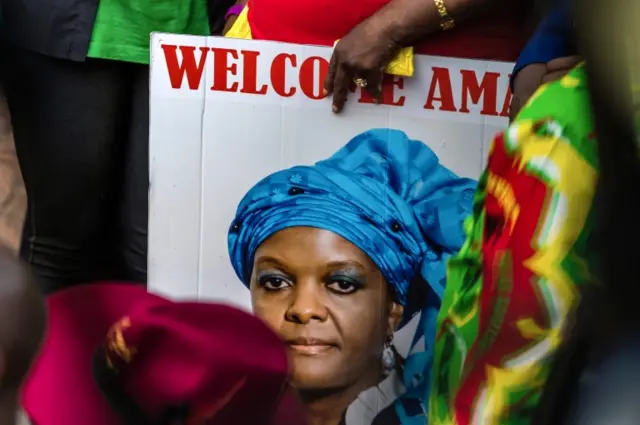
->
[87,0,210,64]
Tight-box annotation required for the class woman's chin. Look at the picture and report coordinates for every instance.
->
[290,377,345,394]
[287,345,339,373]
[290,360,350,392]
[288,349,377,393]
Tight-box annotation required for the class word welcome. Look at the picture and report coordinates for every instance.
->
[161,44,512,118]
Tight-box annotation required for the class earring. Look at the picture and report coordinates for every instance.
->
[381,337,396,371]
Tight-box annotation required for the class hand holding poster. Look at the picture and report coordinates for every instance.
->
[148,33,513,425]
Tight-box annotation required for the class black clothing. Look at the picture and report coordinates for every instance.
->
[1,48,149,293]
[0,0,233,61]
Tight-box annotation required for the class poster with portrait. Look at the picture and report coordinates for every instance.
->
[148,33,513,425]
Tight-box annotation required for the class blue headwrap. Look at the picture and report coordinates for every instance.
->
[229,128,475,311]
[227,128,476,424]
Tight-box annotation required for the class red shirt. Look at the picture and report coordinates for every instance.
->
[247,0,531,62]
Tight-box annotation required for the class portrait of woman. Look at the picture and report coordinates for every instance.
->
[227,128,477,425]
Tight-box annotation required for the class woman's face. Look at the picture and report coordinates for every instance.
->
[250,227,403,392]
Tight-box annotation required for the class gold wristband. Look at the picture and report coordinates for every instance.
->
[433,0,455,31]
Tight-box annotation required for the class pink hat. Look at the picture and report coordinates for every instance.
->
[21,283,167,425]
[21,283,306,425]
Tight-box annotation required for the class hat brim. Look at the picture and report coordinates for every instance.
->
[21,283,168,425]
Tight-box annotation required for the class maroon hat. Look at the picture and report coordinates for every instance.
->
[21,283,306,425]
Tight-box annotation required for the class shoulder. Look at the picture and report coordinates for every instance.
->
[518,64,591,129]
[505,63,599,172]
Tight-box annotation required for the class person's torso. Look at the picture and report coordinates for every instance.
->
[0,0,99,61]
[87,0,210,64]
[0,0,210,63]
[247,0,532,62]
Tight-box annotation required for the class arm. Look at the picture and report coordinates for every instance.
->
[325,0,521,112]
[511,3,575,87]
[221,0,249,35]
[0,97,25,255]
[369,0,511,48]
[207,0,246,35]
[509,2,578,119]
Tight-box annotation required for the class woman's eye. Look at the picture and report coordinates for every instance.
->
[327,279,361,294]
[259,276,290,291]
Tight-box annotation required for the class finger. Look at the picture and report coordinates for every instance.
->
[546,55,582,72]
[323,50,339,97]
[331,64,352,113]
[364,71,384,104]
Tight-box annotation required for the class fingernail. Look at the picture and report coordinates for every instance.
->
[332,105,339,113]
[323,89,328,96]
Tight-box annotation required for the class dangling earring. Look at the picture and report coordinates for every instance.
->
[381,336,396,371]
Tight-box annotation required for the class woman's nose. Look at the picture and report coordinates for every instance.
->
[285,281,328,324]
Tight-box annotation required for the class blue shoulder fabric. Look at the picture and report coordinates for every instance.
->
[511,0,576,89]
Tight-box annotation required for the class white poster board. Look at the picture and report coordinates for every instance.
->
[147,32,513,425]
[148,33,512,307]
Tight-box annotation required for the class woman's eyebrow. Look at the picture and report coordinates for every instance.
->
[254,255,289,269]
[325,260,366,272]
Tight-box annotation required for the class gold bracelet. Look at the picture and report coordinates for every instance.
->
[433,0,455,31]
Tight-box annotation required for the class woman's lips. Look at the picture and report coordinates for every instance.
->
[288,344,334,355]
[286,337,336,355]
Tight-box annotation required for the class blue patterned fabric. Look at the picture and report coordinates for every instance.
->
[228,128,476,319]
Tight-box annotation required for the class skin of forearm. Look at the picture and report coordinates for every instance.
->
[0,98,26,255]
[374,0,500,47]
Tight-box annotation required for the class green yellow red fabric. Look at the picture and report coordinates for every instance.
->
[429,63,599,425]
